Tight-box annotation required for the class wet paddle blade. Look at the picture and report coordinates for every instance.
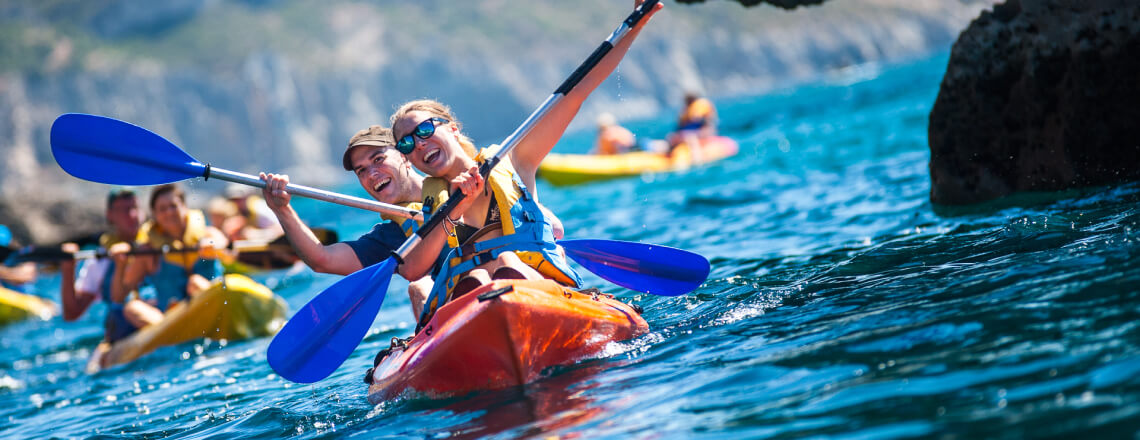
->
[50,113,206,185]
[267,258,396,383]
[560,239,710,296]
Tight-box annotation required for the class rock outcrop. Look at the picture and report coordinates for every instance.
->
[928,0,1140,205]
[0,0,992,244]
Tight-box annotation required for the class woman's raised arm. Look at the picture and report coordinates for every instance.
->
[509,1,663,192]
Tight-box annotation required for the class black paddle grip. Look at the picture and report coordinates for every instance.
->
[554,43,613,96]
[552,0,658,96]
[625,0,661,28]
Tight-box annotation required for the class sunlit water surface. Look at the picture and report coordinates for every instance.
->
[3,53,1140,439]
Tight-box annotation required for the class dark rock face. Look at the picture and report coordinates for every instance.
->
[928,0,1140,205]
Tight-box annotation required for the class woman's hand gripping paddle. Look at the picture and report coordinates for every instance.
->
[49,112,706,293]
[50,113,424,221]
[50,1,685,384]
[265,0,666,384]
[48,109,707,382]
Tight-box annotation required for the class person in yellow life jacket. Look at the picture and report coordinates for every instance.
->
[111,184,228,329]
[259,125,434,319]
[58,189,147,343]
[206,196,239,237]
[390,0,662,327]
[667,91,718,162]
[218,184,284,242]
[593,112,637,155]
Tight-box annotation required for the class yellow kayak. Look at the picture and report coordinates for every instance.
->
[87,274,288,372]
[538,136,739,186]
[0,286,57,326]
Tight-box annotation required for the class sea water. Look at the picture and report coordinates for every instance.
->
[2,52,1139,438]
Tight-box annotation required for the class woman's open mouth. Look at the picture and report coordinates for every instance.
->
[423,148,440,165]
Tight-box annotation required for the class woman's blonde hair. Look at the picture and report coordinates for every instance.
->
[390,99,477,158]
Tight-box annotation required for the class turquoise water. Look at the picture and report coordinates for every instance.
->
[5,53,1140,438]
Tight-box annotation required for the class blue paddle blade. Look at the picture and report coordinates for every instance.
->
[267,258,396,383]
[560,239,710,296]
[50,113,206,185]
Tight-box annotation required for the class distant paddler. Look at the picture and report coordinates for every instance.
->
[112,184,229,327]
[592,112,638,155]
[218,183,285,243]
[259,126,434,319]
[58,189,146,342]
[667,90,719,162]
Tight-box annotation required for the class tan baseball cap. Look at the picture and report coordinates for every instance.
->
[343,125,394,171]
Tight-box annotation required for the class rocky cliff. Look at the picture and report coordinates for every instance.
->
[928,0,1140,205]
[0,0,992,243]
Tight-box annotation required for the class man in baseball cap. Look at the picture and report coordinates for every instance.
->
[260,125,430,317]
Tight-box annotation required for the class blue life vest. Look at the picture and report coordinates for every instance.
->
[417,155,580,324]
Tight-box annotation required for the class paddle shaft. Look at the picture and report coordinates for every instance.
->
[393,0,660,261]
[203,167,422,221]
[7,241,287,265]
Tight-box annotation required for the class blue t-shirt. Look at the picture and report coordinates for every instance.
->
[344,221,406,267]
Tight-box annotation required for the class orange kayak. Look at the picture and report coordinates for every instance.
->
[366,279,648,403]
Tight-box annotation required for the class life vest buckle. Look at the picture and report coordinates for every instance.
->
[471,251,495,267]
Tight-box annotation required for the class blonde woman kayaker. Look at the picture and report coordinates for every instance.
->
[391,0,662,324]
[259,126,434,319]
[111,184,228,329]
[58,189,146,343]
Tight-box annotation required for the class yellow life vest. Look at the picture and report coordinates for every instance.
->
[423,154,575,286]
[138,209,211,271]
[417,150,581,325]
[680,98,714,126]
[380,201,424,238]
[98,229,143,249]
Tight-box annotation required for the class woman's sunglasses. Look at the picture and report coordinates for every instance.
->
[396,117,450,154]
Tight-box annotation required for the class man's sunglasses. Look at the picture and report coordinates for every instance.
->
[396,117,450,154]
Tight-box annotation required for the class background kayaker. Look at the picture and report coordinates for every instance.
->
[205,196,240,238]
[0,224,37,293]
[593,112,638,155]
[111,184,229,328]
[391,0,662,324]
[260,125,434,319]
[58,189,147,342]
[667,90,719,162]
[212,184,284,243]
